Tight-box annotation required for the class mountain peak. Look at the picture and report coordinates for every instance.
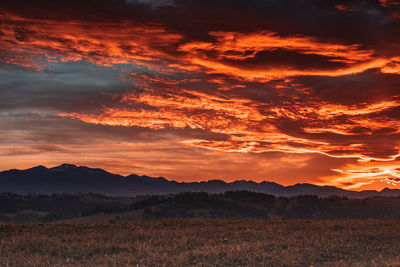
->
[27,165,48,172]
[50,163,78,172]
[381,187,400,192]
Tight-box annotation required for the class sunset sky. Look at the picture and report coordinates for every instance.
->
[1,0,400,190]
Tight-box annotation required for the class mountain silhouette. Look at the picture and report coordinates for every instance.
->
[1,164,399,197]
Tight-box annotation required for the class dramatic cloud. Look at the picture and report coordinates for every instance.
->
[0,12,182,70]
[1,0,400,190]
[379,0,400,7]
[320,160,400,189]
[177,30,389,81]
[335,5,356,12]
[61,75,400,162]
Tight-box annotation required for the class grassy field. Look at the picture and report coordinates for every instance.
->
[1,219,400,266]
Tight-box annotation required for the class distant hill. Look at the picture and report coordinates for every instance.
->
[1,164,400,198]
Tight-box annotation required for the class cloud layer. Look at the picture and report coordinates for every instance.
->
[1,0,400,189]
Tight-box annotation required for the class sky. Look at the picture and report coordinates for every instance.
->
[1,0,400,190]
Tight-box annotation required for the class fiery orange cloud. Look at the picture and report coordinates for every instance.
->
[379,0,400,7]
[179,57,390,82]
[60,88,269,132]
[179,31,374,62]
[175,31,399,81]
[60,81,400,164]
[335,5,356,12]
[2,13,399,83]
[0,13,182,69]
[318,160,400,190]
[271,100,400,120]
[381,57,400,74]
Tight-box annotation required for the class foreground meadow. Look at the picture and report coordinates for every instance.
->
[1,219,400,266]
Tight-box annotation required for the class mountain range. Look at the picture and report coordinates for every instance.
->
[1,164,399,198]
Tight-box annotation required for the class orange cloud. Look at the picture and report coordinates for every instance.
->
[60,88,269,132]
[179,57,389,82]
[319,160,400,190]
[271,100,400,120]
[177,31,398,81]
[0,13,182,69]
[335,5,356,12]
[2,13,399,83]
[61,82,400,163]
[380,57,400,74]
[179,31,374,62]
[379,0,400,7]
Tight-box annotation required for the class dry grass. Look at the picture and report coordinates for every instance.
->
[1,219,400,266]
